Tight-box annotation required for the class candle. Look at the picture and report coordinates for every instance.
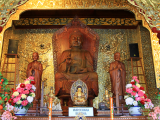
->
[48,97,53,120]
[110,97,114,120]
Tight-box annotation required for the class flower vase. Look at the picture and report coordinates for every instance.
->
[128,106,142,116]
[14,107,28,116]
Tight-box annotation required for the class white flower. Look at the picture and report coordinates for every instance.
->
[6,103,14,111]
[31,93,35,97]
[21,94,27,99]
[13,91,19,96]
[126,84,132,89]
[149,102,154,109]
[136,83,141,88]
[144,102,150,109]
[24,80,30,85]
[124,95,129,99]
[131,79,134,82]
[32,85,36,91]
[133,101,138,106]
[125,97,134,105]
[27,96,34,103]
[16,100,22,104]
[135,93,138,97]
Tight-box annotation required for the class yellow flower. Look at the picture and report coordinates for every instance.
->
[21,94,27,99]
[24,80,30,85]
[16,100,22,104]
[13,92,19,96]
[31,93,35,97]
[124,95,129,99]
[136,83,141,88]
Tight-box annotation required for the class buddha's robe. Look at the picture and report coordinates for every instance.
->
[27,61,43,100]
[55,49,98,96]
[109,61,126,98]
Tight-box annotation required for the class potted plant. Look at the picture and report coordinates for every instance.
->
[10,76,36,116]
[0,73,11,112]
[148,88,160,119]
[1,102,18,120]
[124,76,154,116]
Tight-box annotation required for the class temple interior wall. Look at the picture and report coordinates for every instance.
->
[1,24,157,108]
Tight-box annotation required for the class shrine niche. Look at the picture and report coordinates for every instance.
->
[71,79,88,106]
[52,18,99,115]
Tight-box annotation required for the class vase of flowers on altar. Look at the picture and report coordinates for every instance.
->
[124,76,154,116]
[10,76,36,116]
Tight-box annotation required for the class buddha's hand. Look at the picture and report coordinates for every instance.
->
[66,54,72,65]
[78,68,87,73]
[118,64,122,71]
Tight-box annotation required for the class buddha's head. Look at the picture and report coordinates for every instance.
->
[77,86,82,93]
[32,52,39,61]
[69,29,83,48]
[114,52,120,61]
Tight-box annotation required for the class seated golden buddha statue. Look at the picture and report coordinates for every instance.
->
[55,29,98,103]
[73,86,87,106]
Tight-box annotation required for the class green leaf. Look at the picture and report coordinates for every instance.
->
[3,80,8,85]
[7,87,10,91]
[0,100,3,104]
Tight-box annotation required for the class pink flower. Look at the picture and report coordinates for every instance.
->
[154,106,160,114]
[17,87,24,93]
[126,88,133,93]
[135,97,142,101]
[148,112,152,116]
[138,90,144,97]
[21,100,28,106]
[30,89,34,93]
[11,95,15,99]
[29,76,34,80]
[12,116,17,119]
[132,85,140,91]
[145,98,151,102]
[131,92,136,96]
[1,111,12,119]
[132,76,138,79]
[25,84,32,90]
[23,90,29,94]
[141,97,145,101]
[135,78,139,83]
[13,96,21,103]
[151,113,157,120]
[24,78,29,81]
[144,102,150,109]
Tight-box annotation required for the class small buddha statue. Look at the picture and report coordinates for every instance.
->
[73,86,87,106]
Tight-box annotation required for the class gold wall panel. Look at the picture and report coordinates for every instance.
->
[2,24,156,108]
[1,28,58,95]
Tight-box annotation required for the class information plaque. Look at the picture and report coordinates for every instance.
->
[69,107,94,116]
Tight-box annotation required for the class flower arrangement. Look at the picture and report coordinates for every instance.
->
[1,102,18,120]
[148,88,160,120]
[10,76,36,110]
[124,76,154,109]
[148,106,160,120]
